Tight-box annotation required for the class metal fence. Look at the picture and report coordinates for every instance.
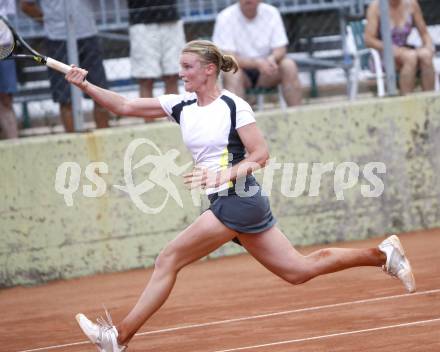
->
[5,0,440,136]
[14,0,369,33]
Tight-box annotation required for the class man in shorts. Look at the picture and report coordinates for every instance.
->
[128,0,185,121]
[213,0,302,106]
[0,0,18,139]
[20,0,110,132]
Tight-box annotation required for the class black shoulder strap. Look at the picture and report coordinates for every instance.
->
[171,98,197,124]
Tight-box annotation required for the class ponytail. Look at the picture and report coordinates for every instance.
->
[220,54,239,73]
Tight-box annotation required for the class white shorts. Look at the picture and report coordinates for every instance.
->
[129,21,186,79]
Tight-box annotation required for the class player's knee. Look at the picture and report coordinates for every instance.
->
[155,246,179,273]
[284,272,310,285]
[283,267,312,285]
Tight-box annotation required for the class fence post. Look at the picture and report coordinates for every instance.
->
[63,0,84,132]
[379,0,397,96]
[339,4,351,97]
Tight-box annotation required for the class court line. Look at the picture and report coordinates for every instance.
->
[17,288,440,352]
[135,288,440,336]
[211,317,440,352]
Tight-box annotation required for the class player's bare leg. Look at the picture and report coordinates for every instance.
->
[76,211,237,349]
[238,226,385,285]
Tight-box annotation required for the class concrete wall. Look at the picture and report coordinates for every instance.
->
[1,92,440,287]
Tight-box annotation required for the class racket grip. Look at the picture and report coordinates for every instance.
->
[46,57,72,74]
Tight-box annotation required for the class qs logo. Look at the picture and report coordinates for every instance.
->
[54,138,192,214]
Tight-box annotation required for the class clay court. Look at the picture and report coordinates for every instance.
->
[1,229,439,352]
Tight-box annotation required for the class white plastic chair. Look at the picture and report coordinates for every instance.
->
[346,20,385,100]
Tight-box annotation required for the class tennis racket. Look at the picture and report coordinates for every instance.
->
[0,16,71,74]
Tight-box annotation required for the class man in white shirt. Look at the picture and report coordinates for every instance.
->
[213,0,302,106]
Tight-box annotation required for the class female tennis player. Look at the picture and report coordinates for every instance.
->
[66,40,416,352]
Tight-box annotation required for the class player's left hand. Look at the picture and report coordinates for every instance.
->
[183,166,224,190]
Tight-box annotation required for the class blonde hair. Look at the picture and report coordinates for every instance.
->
[182,40,239,75]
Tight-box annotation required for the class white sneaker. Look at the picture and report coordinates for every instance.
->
[378,235,416,293]
[75,310,127,352]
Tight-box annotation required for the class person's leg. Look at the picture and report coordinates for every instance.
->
[223,69,251,98]
[278,57,302,106]
[138,79,155,122]
[115,210,237,345]
[416,47,435,91]
[138,78,155,98]
[162,74,179,94]
[130,23,162,122]
[161,21,185,96]
[78,37,111,129]
[0,93,18,139]
[45,39,75,132]
[61,102,109,131]
[93,102,110,129]
[395,48,418,95]
[130,24,160,99]
[237,226,385,285]
[256,64,302,107]
[60,103,74,133]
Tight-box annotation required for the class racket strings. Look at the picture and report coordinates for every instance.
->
[0,20,14,59]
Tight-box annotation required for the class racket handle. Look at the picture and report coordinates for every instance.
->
[46,57,72,74]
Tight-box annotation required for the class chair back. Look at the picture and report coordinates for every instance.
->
[348,19,370,70]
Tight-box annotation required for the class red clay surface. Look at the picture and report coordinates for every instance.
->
[1,229,439,352]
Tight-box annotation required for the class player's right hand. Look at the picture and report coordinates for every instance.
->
[65,65,89,90]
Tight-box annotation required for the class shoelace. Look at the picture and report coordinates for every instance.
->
[96,305,114,331]
[95,306,127,351]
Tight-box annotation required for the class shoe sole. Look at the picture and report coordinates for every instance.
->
[387,235,416,293]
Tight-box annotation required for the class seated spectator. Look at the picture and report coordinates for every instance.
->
[20,0,111,132]
[365,0,435,95]
[0,0,18,139]
[213,0,302,106]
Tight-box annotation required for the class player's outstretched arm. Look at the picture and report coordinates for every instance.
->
[65,66,166,119]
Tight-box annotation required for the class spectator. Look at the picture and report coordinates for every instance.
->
[213,0,302,107]
[127,1,185,113]
[0,0,18,139]
[365,0,435,95]
[20,0,111,132]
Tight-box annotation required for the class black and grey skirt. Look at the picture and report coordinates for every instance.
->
[207,175,276,240]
